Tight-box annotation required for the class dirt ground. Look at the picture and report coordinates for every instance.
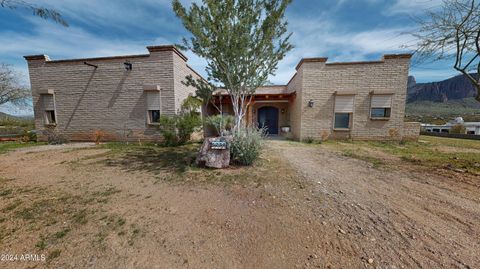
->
[0,141,479,269]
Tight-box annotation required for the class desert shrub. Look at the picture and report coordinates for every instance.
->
[230,127,266,165]
[92,130,106,144]
[449,124,466,134]
[205,114,234,136]
[303,137,321,144]
[20,129,37,142]
[43,128,69,145]
[158,96,202,146]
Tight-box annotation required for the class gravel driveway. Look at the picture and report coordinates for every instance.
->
[0,141,478,269]
[270,141,479,269]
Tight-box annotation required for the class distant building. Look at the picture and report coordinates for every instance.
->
[421,117,480,135]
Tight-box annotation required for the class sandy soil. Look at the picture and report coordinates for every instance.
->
[0,142,479,269]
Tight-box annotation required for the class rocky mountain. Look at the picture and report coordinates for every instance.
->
[407,73,478,103]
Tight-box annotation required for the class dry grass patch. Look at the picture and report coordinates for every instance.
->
[323,135,480,174]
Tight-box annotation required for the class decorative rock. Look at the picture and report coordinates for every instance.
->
[367,258,374,264]
[196,136,233,169]
[339,229,347,234]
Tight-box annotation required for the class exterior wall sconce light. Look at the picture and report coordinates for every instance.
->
[124,61,132,71]
[308,99,315,107]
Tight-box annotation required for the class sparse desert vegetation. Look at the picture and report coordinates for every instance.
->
[0,136,479,268]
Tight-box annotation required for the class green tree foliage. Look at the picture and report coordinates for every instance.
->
[158,95,202,146]
[1,0,68,26]
[205,114,235,136]
[172,0,293,131]
[230,127,266,165]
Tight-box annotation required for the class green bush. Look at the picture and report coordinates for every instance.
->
[230,127,266,165]
[303,137,321,144]
[205,114,234,135]
[158,96,202,146]
[20,129,37,142]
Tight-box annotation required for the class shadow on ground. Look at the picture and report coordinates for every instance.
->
[102,143,200,175]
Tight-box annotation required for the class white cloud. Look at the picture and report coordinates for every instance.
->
[385,0,443,15]
[0,0,445,89]
[268,14,416,84]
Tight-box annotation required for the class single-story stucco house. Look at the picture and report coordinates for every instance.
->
[25,44,420,142]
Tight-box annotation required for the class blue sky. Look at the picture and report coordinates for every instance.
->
[0,0,458,115]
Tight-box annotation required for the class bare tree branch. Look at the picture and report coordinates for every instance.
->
[0,64,31,107]
[412,0,480,101]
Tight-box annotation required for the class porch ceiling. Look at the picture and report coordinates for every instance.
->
[213,85,294,96]
[212,92,295,104]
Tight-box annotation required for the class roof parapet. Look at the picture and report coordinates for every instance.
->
[295,57,328,70]
[24,55,50,61]
[23,45,188,64]
[383,53,413,60]
[147,45,188,61]
[294,53,413,70]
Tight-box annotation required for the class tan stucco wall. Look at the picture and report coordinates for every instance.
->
[287,71,303,140]
[26,47,199,142]
[403,122,421,141]
[173,54,202,112]
[295,56,411,141]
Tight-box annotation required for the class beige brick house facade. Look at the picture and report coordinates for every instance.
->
[25,45,419,142]
[25,45,201,142]
[285,54,419,141]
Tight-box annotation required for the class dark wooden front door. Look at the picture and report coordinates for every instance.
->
[257,106,279,135]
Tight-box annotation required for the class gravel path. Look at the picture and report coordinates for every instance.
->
[270,141,480,269]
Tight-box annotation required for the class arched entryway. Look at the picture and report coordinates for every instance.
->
[257,106,279,135]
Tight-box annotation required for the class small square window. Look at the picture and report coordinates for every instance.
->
[45,110,56,125]
[371,108,391,118]
[148,110,160,124]
[334,113,350,129]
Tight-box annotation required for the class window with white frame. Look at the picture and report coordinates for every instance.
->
[41,94,56,125]
[334,94,355,130]
[370,94,392,119]
[146,91,161,124]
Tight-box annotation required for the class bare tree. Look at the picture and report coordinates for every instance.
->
[0,64,30,107]
[413,0,480,101]
[1,0,68,26]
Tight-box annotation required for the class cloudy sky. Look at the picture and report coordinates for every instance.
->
[0,0,457,115]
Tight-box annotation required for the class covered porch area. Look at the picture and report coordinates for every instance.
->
[207,86,295,138]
